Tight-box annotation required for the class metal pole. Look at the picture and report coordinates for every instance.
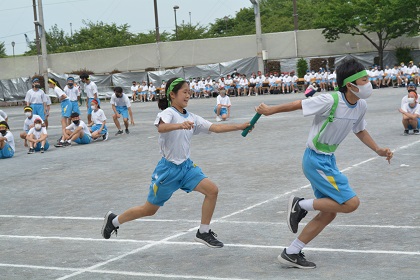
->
[293,0,298,57]
[174,7,178,40]
[70,22,73,36]
[189,12,191,26]
[32,0,42,75]
[37,0,49,86]
[250,0,264,74]
[154,0,160,42]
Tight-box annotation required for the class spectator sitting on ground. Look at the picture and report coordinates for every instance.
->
[56,112,92,147]
[399,90,420,135]
[304,82,319,98]
[0,121,15,159]
[20,106,43,147]
[89,99,109,141]
[214,90,231,122]
[26,117,49,154]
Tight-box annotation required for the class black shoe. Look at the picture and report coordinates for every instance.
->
[278,249,316,269]
[115,130,123,136]
[414,130,419,135]
[54,142,64,148]
[103,132,109,141]
[195,229,224,248]
[63,141,71,147]
[40,147,45,153]
[287,195,307,234]
[101,211,119,239]
[125,128,130,134]
[403,129,409,136]
[28,148,35,154]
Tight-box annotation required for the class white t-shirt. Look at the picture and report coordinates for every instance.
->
[84,81,98,99]
[53,86,68,101]
[302,92,367,155]
[27,127,48,139]
[25,89,48,104]
[149,85,156,92]
[110,93,131,107]
[2,131,15,151]
[91,109,107,125]
[131,85,138,93]
[64,85,80,101]
[66,120,91,136]
[216,95,231,107]
[154,107,212,164]
[401,102,420,115]
[23,114,43,131]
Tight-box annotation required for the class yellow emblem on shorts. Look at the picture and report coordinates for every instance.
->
[326,175,339,191]
[153,183,158,196]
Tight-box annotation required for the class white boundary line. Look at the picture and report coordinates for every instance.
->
[3,139,419,279]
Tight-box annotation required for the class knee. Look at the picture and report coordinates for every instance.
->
[343,197,360,213]
[143,206,158,217]
[316,212,337,224]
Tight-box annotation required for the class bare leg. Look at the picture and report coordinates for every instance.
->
[193,178,219,225]
[117,201,160,224]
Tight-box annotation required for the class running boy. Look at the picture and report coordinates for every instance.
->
[102,77,251,248]
[256,58,393,268]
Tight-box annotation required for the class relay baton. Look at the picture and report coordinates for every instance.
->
[241,113,261,137]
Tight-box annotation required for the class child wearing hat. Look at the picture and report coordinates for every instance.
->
[26,117,49,154]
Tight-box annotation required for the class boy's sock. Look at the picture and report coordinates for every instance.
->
[199,224,210,234]
[286,238,306,255]
[112,216,121,227]
[299,199,315,211]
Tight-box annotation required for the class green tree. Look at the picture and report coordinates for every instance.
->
[171,23,208,41]
[315,0,420,68]
[0,42,6,58]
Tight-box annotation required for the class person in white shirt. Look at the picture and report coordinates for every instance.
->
[304,70,312,89]
[48,78,72,135]
[377,66,385,87]
[0,121,14,159]
[26,117,49,154]
[224,75,234,96]
[25,78,48,121]
[256,58,393,269]
[282,73,292,94]
[111,87,135,135]
[398,90,420,135]
[89,99,108,141]
[101,77,251,248]
[64,77,81,117]
[238,74,249,96]
[20,106,44,147]
[248,74,257,96]
[80,73,100,124]
[139,81,149,102]
[291,72,299,93]
[57,112,92,147]
[130,81,138,102]
[383,65,392,87]
[214,90,231,121]
[148,82,157,101]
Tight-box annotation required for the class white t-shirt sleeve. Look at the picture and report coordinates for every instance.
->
[302,94,334,117]
[192,114,212,135]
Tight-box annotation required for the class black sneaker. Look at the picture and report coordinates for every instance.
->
[101,211,119,239]
[40,147,44,153]
[54,142,64,148]
[63,141,71,147]
[278,249,316,269]
[194,229,224,248]
[403,129,409,136]
[414,130,419,135]
[103,132,109,141]
[125,128,130,134]
[28,148,35,154]
[287,195,307,234]
[115,130,123,136]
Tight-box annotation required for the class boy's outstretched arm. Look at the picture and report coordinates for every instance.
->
[356,129,393,164]
[209,122,250,133]
[256,100,302,116]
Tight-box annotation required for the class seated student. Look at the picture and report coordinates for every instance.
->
[282,73,292,93]
[224,75,234,96]
[0,121,15,159]
[399,90,420,135]
[304,82,319,98]
[26,117,49,154]
[20,106,43,147]
[214,90,231,122]
[56,112,92,147]
[261,74,270,94]
[303,70,312,89]
[148,82,157,101]
[89,99,109,141]
[248,74,257,96]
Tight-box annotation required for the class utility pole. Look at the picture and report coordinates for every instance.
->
[250,0,264,74]
[37,0,49,87]
[32,0,42,75]
[293,0,299,57]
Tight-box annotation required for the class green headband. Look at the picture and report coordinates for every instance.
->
[166,78,185,107]
[341,70,368,87]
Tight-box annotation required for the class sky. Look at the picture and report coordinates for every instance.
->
[0,0,253,56]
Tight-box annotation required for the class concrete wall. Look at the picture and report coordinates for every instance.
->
[1,29,419,79]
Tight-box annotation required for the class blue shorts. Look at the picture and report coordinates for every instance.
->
[0,142,14,159]
[302,148,356,204]
[141,91,148,95]
[87,98,100,115]
[74,134,91,144]
[31,103,45,120]
[70,100,80,115]
[147,157,207,206]
[214,106,228,116]
[116,106,129,119]
[408,118,420,130]
[61,99,72,118]
[91,124,108,135]
[34,141,49,151]
[225,85,231,89]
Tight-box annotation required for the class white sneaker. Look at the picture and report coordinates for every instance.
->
[216,116,222,122]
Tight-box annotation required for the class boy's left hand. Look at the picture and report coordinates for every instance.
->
[376,147,393,164]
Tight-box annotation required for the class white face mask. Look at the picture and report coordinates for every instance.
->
[91,105,96,110]
[35,124,42,130]
[407,97,415,104]
[25,112,32,117]
[350,82,373,99]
